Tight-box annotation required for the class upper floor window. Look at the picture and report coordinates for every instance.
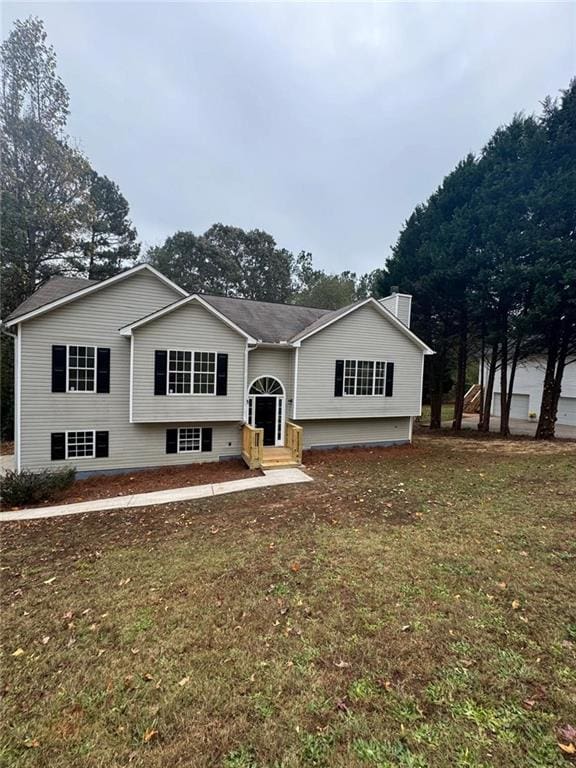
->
[68,346,96,392]
[168,350,216,395]
[344,359,386,396]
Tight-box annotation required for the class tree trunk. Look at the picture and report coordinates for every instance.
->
[479,341,498,432]
[535,324,560,440]
[537,318,573,439]
[452,308,468,430]
[429,345,446,429]
[478,324,486,427]
[502,333,523,437]
[499,311,509,436]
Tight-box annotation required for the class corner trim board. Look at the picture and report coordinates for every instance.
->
[15,324,21,472]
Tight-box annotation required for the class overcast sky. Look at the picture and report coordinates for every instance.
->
[3,2,575,274]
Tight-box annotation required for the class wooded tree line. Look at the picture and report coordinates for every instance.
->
[376,80,576,439]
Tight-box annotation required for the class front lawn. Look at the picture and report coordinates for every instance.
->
[2,434,575,767]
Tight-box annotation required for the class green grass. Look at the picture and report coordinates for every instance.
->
[1,433,575,767]
[419,403,455,424]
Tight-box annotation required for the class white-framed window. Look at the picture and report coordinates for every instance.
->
[66,430,95,459]
[178,427,201,452]
[343,359,387,396]
[67,345,96,392]
[168,350,216,395]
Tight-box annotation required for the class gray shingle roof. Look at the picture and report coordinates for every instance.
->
[200,294,333,343]
[5,276,97,322]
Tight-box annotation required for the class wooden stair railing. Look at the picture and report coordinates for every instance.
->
[285,421,303,465]
[241,423,264,469]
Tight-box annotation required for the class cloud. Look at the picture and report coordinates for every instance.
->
[3,1,575,273]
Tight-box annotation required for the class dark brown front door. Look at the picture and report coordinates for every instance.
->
[255,397,276,446]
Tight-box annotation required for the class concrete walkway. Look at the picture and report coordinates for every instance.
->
[0,467,313,522]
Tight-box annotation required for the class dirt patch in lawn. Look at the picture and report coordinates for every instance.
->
[4,459,261,510]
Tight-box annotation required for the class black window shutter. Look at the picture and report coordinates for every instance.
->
[155,350,168,395]
[216,353,228,396]
[96,348,111,393]
[51,432,66,460]
[52,345,67,392]
[166,428,178,454]
[95,431,109,458]
[334,360,344,397]
[385,362,395,397]
[201,427,213,452]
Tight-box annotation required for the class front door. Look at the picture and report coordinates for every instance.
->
[255,396,276,446]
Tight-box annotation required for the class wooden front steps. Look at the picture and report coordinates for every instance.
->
[261,446,301,470]
[241,422,304,469]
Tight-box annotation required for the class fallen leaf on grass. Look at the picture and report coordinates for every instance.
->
[511,600,521,610]
[12,648,25,657]
[178,676,190,687]
[333,660,350,669]
[43,577,56,585]
[24,738,40,748]
[41,636,50,645]
[143,728,158,743]
[559,743,576,755]
[290,562,301,573]
[558,724,576,744]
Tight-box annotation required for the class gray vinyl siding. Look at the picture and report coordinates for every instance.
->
[296,417,411,449]
[59,422,242,475]
[19,270,183,472]
[131,302,246,423]
[247,347,294,404]
[295,303,424,420]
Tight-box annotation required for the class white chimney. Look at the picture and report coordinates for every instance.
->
[380,290,412,327]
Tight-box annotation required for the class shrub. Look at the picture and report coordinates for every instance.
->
[1,467,76,507]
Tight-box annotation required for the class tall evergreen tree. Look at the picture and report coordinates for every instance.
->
[75,171,140,281]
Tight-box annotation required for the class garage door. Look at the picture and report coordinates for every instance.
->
[557,396,576,426]
[492,393,530,419]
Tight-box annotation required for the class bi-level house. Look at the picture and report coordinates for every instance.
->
[4,264,433,475]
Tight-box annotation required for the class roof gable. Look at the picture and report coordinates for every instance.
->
[4,264,187,327]
[291,297,434,354]
[119,294,259,342]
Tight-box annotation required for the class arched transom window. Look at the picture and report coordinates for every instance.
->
[249,376,284,395]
